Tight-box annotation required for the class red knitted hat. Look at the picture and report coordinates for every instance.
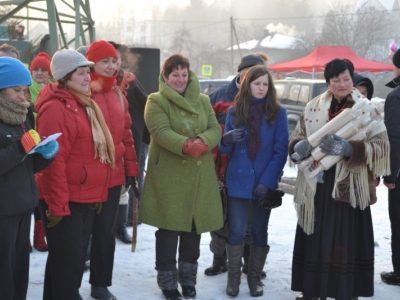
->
[86,40,118,63]
[30,52,51,75]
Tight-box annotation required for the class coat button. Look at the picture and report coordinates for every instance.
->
[182,160,187,165]
[74,108,78,112]
[241,149,245,153]
[250,169,254,173]
[182,128,187,133]
[238,169,242,174]
[181,111,186,116]
[67,104,70,107]
[192,114,198,118]
[195,128,200,134]
[197,161,202,166]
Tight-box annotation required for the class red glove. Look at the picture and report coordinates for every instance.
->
[21,129,41,153]
[183,138,209,158]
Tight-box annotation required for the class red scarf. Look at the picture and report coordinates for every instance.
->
[90,72,117,93]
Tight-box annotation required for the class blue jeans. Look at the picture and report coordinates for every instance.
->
[227,196,271,248]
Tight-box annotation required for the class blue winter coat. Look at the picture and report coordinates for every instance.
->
[219,105,289,200]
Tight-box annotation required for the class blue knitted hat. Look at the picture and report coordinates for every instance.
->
[0,57,32,90]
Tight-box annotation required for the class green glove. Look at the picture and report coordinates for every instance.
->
[91,202,102,214]
[46,210,63,228]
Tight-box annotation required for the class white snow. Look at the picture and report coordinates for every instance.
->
[27,163,399,299]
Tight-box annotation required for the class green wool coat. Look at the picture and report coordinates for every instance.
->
[138,71,223,233]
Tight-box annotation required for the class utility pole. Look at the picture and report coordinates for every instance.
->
[230,16,242,74]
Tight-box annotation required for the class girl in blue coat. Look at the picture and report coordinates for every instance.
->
[219,65,288,297]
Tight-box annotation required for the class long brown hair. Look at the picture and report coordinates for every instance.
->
[233,65,279,127]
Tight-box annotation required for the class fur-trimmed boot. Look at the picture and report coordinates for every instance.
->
[178,261,198,299]
[226,243,244,297]
[247,244,269,297]
[157,270,183,300]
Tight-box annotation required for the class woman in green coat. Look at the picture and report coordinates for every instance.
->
[139,54,223,300]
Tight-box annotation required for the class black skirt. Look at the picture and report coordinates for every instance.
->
[291,167,374,300]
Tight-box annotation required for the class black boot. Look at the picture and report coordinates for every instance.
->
[247,244,269,297]
[178,261,197,299]
[204,254,227,276]
[242,244,267,278]
[114,204,132,244]
[91,286,117,300]
[158,270,182,300]
[226,243,244,297]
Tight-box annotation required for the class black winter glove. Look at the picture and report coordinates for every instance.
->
[253,183,270,199]
[319,134,352,157]
[222,128,246,145]
[125,176,140,198]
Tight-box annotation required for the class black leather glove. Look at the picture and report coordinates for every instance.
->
[91,202,102,214]
[125,176,140,198]
[292,139,312,161]
[253,183,270,199]
[222,128,246,145]
[320,134,352,157]
[46,210,63,228]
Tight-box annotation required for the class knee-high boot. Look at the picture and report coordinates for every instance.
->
[157,269,182,300]
[247,244,269,297]
[226,243,244,297]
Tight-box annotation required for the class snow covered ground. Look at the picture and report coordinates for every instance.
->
[27,163,399,299]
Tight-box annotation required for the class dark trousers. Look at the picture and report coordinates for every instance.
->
[389,175,400,275]
[90,185,122,286]
[155,223,201,272]
[38,200,95,300]
[0,213,31,300]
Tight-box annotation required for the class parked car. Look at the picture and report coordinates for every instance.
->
[199,79,231,95]
[274,78,328,133]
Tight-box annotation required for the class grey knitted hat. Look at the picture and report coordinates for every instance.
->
[237,54,264,72]
[51,49,94,80]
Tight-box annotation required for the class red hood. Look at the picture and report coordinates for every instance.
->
[35,83,80,113]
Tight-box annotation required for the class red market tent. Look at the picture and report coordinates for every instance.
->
[269,46,393,76]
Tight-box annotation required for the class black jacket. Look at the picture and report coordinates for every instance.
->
[383,75,400,183]
[0,120,52,218]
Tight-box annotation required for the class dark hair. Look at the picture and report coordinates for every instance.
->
[324,59,354,84]
[56,66,91,88]
[233,65,279,127]
[0,43,20,59]
[162,54,190,78]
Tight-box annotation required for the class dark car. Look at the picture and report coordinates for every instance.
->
[199,79,231,95]
[274,78,328,132]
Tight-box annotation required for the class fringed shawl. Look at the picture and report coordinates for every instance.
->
[292,88,391,234]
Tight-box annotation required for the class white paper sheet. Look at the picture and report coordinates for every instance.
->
[28,133,62,154]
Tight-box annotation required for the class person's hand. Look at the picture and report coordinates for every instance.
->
[91,202,102,214]
[374,178,380,187]
[35,140,59,159]
[293,139,312,161]
[319,134,352,157]
[253,183,270,199]
[20,129,41,153]
[384,181,396,189]
[222,128,246,145]
[182,139,209,158]
[125,176,140,198]
[46,210,63,228]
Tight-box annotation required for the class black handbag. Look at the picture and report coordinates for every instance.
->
[258,189,285,209]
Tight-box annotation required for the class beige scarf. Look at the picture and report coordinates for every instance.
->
[0,92,30,125]
[292,88,390,234]
[67,86,115,168]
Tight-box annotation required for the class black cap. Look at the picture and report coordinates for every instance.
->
[237,54,264,72]
[353,73,374,100]
[393,49,400,69]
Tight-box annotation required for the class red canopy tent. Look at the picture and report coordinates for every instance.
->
[269,46,393,77]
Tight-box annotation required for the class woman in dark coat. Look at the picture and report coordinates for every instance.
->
[0,57,54,299]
